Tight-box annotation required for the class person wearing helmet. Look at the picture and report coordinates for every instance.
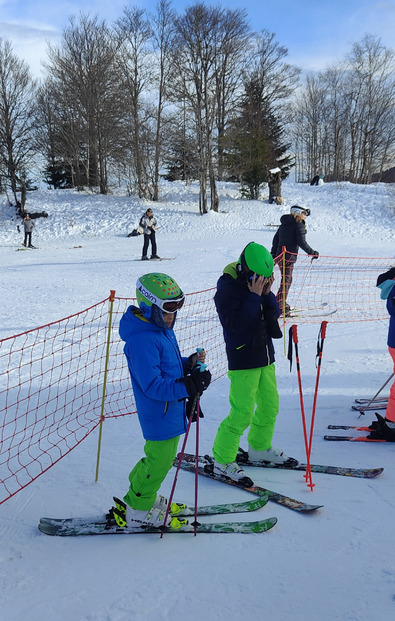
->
[271,205,319,316]
[368,267,395,441]
[113,273,211,529]
[211,242,298,484]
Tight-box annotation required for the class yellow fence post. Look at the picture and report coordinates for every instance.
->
[95,290,116,482]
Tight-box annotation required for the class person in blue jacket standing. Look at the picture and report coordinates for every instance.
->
[115,273,211,529]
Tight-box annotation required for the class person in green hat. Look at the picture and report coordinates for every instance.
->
[113,273,211,529]
[211,242,298,484]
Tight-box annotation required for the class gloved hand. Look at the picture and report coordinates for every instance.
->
[186,398,204,422]
[182,369,212,397]
[311,251,319,259]
[185,352,199,375]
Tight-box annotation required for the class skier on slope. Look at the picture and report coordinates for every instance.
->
[368,267,395,441]
[211,242,298,485]
[22,214,35,248]
[271,205,319,316]
[113,273,211,529]
[140,208,160,260]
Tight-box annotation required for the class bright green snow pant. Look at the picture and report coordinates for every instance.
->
[123,436,180,510]
[212,364,279,464]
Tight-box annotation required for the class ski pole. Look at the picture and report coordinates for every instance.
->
[308,322,328,461]
[160,404,195,539]
[290,325,314,490]
[192,399,201,536]
[162,349,206,537]
[358,372,394,416]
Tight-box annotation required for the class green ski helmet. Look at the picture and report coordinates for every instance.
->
[136,273,185,320]
[238,242,274,278]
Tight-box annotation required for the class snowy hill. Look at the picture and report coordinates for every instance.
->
[0,179,395,621]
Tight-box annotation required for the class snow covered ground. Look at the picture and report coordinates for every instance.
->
[0,179,395,621]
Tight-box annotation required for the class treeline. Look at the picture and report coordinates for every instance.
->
[0,1,299,211]
[0,2,394,214]
[293,34,395,184]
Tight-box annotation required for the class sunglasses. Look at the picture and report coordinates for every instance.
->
[156,295,185,314]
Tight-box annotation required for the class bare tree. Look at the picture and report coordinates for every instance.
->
[114,6,154,199]
[150,0,177,201]
[0,38,36,209]
[45,13,122,193]
[293,34,395,184]
[171,3,251,213]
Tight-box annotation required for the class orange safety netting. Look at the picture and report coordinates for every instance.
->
[273,252,392,323]
[0,254,392,505]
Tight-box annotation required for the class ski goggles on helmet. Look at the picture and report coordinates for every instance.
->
[157,295,185,314]
[136,278,185,314]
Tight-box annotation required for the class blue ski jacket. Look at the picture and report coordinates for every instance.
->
[119,306,189,441]
[214,262,281,371]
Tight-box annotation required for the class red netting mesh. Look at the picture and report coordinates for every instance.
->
[0,254,392,505]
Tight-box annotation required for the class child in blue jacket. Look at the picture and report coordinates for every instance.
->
[114,273,211,529]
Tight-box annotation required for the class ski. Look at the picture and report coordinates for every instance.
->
[39,496,268,532]
[351,403,387,411]
[235,447,383,479]
[133,257,175,262]
[287,308,337,318]
[354,397,388,404]
[328,425,371,431]
[39,514,277,536]
[175,454,323,513]
[324,434,386,442]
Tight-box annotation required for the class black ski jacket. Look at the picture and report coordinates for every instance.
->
[271,214,316,258]
[214,262,281,371]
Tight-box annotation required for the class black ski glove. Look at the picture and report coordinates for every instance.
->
[311,251,319,259]
[184,352,199,375]
[182,369,212,397]
[186,398,204,422]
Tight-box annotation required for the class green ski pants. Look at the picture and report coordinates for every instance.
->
[212,364,279,464]
[123,436,180,510]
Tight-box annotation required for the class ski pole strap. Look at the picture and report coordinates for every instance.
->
[315,321,328,365]
[287,326,294,371]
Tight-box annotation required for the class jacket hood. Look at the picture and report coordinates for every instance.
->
[119,305,161,343]
[280,214,294,225]
[223,261,238,278]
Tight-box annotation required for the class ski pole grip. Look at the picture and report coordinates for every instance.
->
[291,324,298,343]
[195,347,207,372]
[321,321,328,339]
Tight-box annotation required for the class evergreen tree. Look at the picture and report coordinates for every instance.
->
[223,78,291,199]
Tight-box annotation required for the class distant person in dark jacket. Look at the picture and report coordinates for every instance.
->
[22,214,35,248]
[271,206,319,315]
[139,208,159,260]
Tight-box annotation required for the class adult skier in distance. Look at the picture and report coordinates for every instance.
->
[271,205,319,316]
[211,242,298,485]
[114,272,211,529]
[368,267,395,441]
[140,208,160,260]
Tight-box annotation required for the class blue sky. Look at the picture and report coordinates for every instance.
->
[1,0,394,77]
